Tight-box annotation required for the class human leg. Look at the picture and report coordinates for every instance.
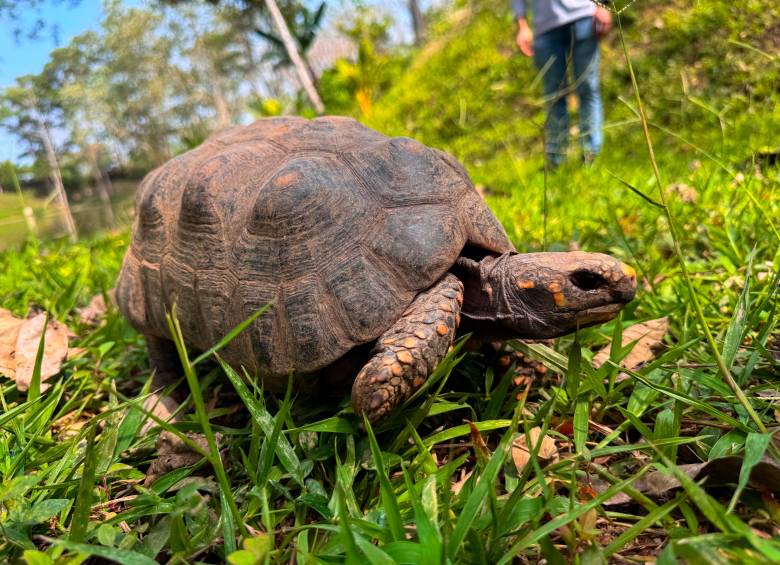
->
[572,17,604,159]
[533,26,571,167]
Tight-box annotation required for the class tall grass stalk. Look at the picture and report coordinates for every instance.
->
[165,304,247,538]
[615,13,766,433]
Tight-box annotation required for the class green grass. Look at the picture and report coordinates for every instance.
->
[1,1,780,563]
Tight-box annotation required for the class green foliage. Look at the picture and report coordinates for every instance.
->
[320,8,410,116]
[0,1,254,186]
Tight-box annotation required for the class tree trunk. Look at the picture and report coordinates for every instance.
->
[209,68,232,129]
[39,123,78,242]
[409,0,426,46]
[302,54,320,89]
[263,0,325,114]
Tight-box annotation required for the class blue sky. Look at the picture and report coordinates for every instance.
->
[0,1,107,161]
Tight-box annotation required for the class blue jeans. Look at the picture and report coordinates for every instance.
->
[533,17,603,166]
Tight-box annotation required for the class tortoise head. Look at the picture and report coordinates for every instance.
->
[461,251,637,339]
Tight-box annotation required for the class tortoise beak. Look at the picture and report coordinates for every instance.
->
[572,261,636,326]
[613,262,637,303]
[574,303,625,326]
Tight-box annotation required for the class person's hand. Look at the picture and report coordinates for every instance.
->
[594,6,613,38]
[516,22,534,56]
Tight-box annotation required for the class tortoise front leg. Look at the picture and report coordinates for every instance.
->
[352,274,464,423]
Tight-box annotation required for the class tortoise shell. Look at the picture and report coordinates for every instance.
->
[116,116,515,386]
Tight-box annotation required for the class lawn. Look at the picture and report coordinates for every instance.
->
[0,1,779,563]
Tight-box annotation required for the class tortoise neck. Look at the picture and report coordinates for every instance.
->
[453,252,517,331]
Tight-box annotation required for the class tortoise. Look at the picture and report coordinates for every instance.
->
[116,116,636,423]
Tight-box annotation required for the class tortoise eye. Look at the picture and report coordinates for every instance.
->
[570,270,607,291]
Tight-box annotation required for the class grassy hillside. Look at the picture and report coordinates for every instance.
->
[0,1,778,562]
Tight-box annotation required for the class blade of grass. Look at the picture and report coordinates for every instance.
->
[219,357,304,486]
[615,12,766,433]
[448,403,523,560]
[364,416,404,542]
[69,421,98,542]
[27,311,50,403]
[45,538,158,565]
[401,465,442,564]
[422,419,512,449]
[722,253,752,369]
[614,362,752,433]
[256,374,293,486]
[335,485,361,565]
[602,495,682,557]
[497,465,652,564]
[165,304,246,537]
[726,432,771,513]
[604,168,664,208]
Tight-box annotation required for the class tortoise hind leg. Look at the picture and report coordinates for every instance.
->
[143,336,184,428]
[352,274,464,423]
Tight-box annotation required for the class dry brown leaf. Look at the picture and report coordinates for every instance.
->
[67,347,88,360]
[0,308,25,379]
[511,427,559,474]
[592,317,669,378]
[78,293,108,325]
[600,454,780,506]
[13,313,71,392]
[451,468,473,495]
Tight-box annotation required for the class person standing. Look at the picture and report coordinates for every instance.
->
[513,0,612,166]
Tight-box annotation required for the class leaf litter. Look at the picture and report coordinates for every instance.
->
[0,308,74,391]
[593,316,668,380]
[512,427,559,474]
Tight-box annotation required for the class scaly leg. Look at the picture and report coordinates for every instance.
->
[352,274,464,423]
[142,335,183,430]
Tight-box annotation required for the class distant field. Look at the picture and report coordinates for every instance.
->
[0,180,137,251]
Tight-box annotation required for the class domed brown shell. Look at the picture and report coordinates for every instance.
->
[116,116,514,387]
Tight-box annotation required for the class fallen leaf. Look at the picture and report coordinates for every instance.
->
[511,427,559,474]
[13,313,71,392]
[593,317,669,380]
[67,347,88,360]
[78,293,108,325]
[0,308,25,379]
[600,455,780,506]
[579,507,599,540]
[451,468,473,495]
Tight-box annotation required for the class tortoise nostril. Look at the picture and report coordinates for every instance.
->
[570,270,607,291]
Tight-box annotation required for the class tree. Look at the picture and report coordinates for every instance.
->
[40,33,116,223]
[162,0,326,112]
[408,0,426,46]
[174,7,256,131]
[0,75,78,239]
[253,1,325,82]
[318,8,405,116]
